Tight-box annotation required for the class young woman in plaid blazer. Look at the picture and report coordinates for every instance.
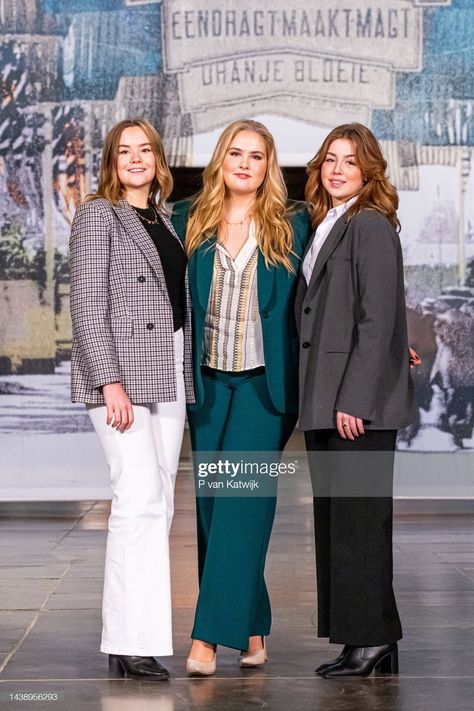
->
[69,119,194,681]
[172,120,312,675]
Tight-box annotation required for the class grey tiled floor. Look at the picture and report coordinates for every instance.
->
[1,471,474,710]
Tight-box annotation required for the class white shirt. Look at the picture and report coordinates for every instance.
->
[302,197,358,285]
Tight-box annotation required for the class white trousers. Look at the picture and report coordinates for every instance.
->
[88,329,186,656]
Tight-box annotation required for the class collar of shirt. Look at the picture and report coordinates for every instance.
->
[216,220,258,270]
[324,195,358,223]
[302,196,358,285]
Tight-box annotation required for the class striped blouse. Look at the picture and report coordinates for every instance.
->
[202,224,265,371]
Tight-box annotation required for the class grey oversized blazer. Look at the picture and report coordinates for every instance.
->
[69,198,195,405]
[295,209,415,431]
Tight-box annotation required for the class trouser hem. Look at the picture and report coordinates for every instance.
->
[101,644,173,656]
[325,634,403,646]
[191,629,271,652]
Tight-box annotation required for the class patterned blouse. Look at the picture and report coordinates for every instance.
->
[202,224,265,371]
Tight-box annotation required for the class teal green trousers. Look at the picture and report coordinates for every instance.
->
[187,366,296,650]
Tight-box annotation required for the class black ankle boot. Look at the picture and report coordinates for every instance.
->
[109,655,170,680]
[315,646,352,675]
[320,643,398,678]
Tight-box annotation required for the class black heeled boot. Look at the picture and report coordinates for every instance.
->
[109,654,170,680]
[315,646,352,675]
[320,643,398,678]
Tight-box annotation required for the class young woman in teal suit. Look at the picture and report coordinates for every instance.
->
[172,119,311,674]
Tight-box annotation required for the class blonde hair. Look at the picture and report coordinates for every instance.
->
[86,118,173,209]
[185,119,295,271]
[305,123,400,231]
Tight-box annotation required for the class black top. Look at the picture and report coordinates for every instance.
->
[134,205,187,331]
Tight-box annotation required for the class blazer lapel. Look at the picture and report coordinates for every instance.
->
[257,251,275,312]
[194,237,216,311]
[113,199,166,283]
[306,214,349,295]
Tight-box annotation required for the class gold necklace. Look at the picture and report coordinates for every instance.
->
[220,219,250,255]
[222,213,251,226]
[133,204,159,225]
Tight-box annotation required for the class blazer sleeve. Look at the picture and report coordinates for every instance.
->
[335,212,401,420]
[69,200,121,390]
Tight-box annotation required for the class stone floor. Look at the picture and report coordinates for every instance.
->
[1,469,474,711]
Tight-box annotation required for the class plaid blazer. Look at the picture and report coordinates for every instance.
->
[69,198,195,405]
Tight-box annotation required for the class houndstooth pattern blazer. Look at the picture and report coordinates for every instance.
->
[69,198,195,405]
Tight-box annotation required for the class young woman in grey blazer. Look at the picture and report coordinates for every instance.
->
[295,123,415,677]
[69,118,194,680]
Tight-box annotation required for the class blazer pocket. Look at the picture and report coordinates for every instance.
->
[325,330,354,353]
[111,318,133,340]
[327,255,351,266]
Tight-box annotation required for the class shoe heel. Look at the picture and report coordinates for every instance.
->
[239,637,267,668]
[109,655,125,677]
[377,645,398,674]
[186,657,216,676]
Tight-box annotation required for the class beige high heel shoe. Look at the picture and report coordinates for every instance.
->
[239,637,267,667]
[186,646,217,676]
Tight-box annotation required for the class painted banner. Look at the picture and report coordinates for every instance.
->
[0,0,473,463]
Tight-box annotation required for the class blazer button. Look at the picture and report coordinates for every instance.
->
[302,341,310,348]
[304,307,311,314]
[262,310,269,319]
[146,323,155,330]
[138,275,146,283]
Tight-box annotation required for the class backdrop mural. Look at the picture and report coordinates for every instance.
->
[0,0,473,460]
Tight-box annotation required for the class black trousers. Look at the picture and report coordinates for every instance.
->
[305,428,402,646]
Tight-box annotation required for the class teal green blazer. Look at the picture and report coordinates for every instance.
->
[172,200,312,415]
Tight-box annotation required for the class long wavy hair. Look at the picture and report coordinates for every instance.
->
[185,119,295,271]
[85,118,173,210]
[305,123,400,231]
